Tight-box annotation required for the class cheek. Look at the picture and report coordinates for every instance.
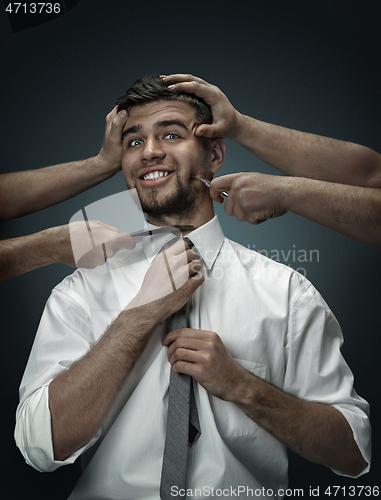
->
[121,154,136,180]
[121,167,135,190]
[189,141,210,165]
[179,144,205,167]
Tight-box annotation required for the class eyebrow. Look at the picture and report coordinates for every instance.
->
[121,124,142,141]
[155,119,189,131]
[121,119,189,141]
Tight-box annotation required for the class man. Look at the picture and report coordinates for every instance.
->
[15,76,370,499]
[0,108,134,282]
[161,74,381,248]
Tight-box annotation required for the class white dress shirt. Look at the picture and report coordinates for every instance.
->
[15,216,371,500]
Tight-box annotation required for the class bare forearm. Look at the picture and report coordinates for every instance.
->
[0,229,60,282]
[235,114,381,187]
[0,156,116,222]
[233,371,366,476]
[214,172,381,248]
[284,177,381,247]
[48,306,157,461]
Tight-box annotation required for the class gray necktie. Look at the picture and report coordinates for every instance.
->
[160,238,201,500]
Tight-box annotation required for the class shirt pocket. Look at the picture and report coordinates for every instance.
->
[209,359,267,438]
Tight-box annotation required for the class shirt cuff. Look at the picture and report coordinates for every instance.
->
[332,404,372,477]
[15,382,100,473]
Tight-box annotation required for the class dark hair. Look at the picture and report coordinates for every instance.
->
[116,75,212,125]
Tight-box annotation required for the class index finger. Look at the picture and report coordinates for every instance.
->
[164,80,218,109]
[209,175,236,202]
[106,106,118,121]
[162,327,209,346]
[108,233,136,251]
[162,73,207,85]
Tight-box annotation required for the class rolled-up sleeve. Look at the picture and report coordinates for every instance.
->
[14,281,101,472]
[283,279,371,477]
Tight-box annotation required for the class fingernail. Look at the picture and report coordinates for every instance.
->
[118,110,127,118]
[168,84,176,90]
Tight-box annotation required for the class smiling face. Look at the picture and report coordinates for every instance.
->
[121,100,223,227]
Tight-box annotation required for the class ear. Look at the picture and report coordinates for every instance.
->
[209,138,225,174]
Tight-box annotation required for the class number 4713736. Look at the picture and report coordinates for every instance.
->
[5,3,61,14]
[324,485,379,497]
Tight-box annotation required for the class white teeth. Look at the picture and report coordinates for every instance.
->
[143,171,169,181]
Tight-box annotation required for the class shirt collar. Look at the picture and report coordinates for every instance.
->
[142,215,224,270]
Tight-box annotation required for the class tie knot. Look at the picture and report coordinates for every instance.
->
[184,237,201,261]
[159,235,200,264]
[163,235,197,254]
[183,236,194,249]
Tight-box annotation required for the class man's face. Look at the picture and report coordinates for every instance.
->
[121,100,212,221]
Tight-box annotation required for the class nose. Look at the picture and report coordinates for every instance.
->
[140,137,166,163]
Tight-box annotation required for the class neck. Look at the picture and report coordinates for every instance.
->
[146,200,214,234]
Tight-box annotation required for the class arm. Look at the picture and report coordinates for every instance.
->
[234,370,366,477]
[49,242,203,461]
[49,305,158,461]
[162,327,366,478]
[232,115,381,188]
[162,74,381,247]
[0,221,136,283]
[210,172,381,248]
[0,108,127,222]
[162,74,381,187]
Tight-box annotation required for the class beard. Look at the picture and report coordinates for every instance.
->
[137,174,201,222]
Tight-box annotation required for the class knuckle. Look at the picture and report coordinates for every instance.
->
[172,348,181,361]
[203,352,213,364]
[210,331,219,340]
[240,196,251,212]
[173,360,185,373]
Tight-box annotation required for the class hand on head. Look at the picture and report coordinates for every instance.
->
[96,107,128,174]
[161,74,241,140]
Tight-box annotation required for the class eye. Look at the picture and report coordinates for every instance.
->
[129,138,143,147]
[164,133,179,140]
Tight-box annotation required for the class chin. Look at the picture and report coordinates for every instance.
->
[141,186,199,219]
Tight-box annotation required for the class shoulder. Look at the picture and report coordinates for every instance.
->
[224,237,308,277]
[50,268,93,316]
[222,237,313,299]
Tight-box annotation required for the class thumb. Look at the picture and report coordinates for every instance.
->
[110,110,127,136]
[194,123,219,138]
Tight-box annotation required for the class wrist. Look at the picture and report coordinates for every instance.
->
[224,364,260,406]
[281,176,310,214]
[228,111,247,142]
[118,305,160,343]
[44,225,73,266]
[94,152,122,179]
[125,295,164,325]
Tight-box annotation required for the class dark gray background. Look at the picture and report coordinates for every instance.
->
[0,1,380,498]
